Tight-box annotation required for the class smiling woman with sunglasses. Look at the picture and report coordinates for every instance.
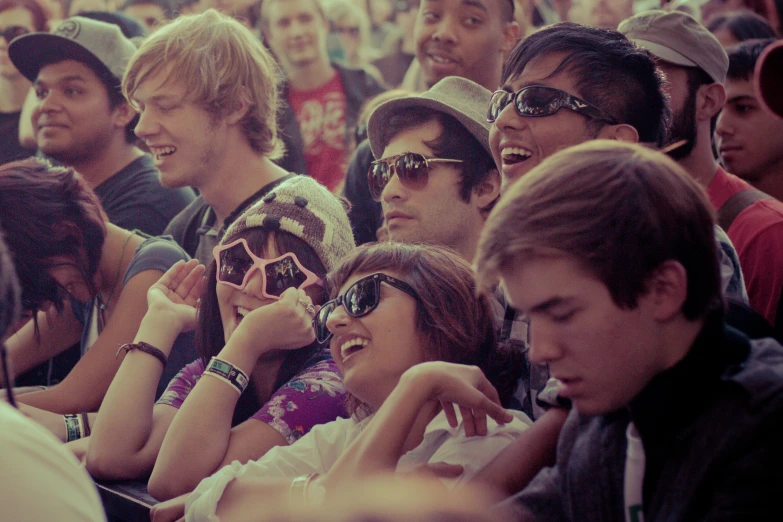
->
[85,176,356,501]
[0,0,48,164]
[174,243,531,522]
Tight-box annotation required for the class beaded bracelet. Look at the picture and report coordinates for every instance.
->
[204,357,249,395]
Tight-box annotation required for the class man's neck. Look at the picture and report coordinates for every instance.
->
[286,58,335,91]
[0,75,31,113]
[198,146,290,227]
[68,141,144,189]
[677,131,720,188]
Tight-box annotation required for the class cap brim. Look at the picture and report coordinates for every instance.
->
[629,38,698,68]
[367,96,491,159]
[8,33,117,83]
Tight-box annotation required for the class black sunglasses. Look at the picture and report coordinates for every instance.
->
[313,273,419,343]
[487,85,618,125]
[368,152,463,202]
[0,25,30,42]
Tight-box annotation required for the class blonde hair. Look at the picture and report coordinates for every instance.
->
[475,140,721,320]
[123,8,284,158]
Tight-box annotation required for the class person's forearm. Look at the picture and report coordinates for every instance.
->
[86,312,181,478]
[472,407,568,495]
[150,340,255,500]
[325,373,431,486]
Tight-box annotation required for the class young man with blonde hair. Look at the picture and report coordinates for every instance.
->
[260,0,384,192]
[124,8,295,264]
[475,140,783,521]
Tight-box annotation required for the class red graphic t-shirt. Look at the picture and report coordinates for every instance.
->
[288,72,348,192]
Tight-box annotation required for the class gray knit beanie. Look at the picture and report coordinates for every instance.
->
[222,176,355,271]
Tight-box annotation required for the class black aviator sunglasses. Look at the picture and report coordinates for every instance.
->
[313,273,419,343]
[487,85,618,125]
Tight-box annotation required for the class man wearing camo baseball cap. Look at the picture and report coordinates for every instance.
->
[7,16,194,236]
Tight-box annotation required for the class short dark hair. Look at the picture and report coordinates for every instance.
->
[707,10,777,42]
[382,107,497,206]
[726,38,777,81]
[0,158,106,313]
[502,23,670,146]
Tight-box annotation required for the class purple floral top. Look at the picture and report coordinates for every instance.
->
[156,355,348,444]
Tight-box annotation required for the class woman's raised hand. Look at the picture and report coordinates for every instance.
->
[146,259,206,333]
[402,362,514,437]
[233,287,317,356]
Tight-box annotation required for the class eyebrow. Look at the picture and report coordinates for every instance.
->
[726,94,757,104]
[526,296,575,315]
[462,0,488,12]
[34,75,87,86]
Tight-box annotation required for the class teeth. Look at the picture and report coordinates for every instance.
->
[430,55,454,64]
[153,146,177,160]
[501,147,532,159]
[340,338,369,359]
[237,306,251,319]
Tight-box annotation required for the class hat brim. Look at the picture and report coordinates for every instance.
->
[629,38,698,68]
[8,33,118,84]
[367,95,491,160]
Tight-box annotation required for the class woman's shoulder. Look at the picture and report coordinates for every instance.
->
[124,235,190,284]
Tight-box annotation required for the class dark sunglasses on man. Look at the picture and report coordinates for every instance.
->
[486,85,618,125]
[313,272,419,343]
[0,25,30,43]
[367,152,463,201]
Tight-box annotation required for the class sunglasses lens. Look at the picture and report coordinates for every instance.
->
[396,153,429,190]
[343,277,380,317]
[264,255,309,297]
[487,91,512,122]
[2,26,29,41]
[217,243,253,287]
[368,161,391,201]
[516,87,562,117]
[314,301,335,342]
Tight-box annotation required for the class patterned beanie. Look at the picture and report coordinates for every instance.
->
[222,176,355,271]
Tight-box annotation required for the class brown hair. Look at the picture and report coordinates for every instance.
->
[476,140,722,320]
[0,158,106,313]
[0,0,50,31]
[123,9,284,158]
[327,242,526,414]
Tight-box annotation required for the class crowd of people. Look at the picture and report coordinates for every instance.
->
[1,0,783,521]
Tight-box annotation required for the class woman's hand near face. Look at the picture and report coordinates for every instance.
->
[401,362,514,437]
[231,287,317,357]
[146,260,206,334]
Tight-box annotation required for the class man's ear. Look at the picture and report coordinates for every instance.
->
[696,82,726,122]
[647,259,688,322]
[501,21,521,54]
[225,86,251,125]
[112,100,138,129]
[475,168,502,214]
[596,123,639,143]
